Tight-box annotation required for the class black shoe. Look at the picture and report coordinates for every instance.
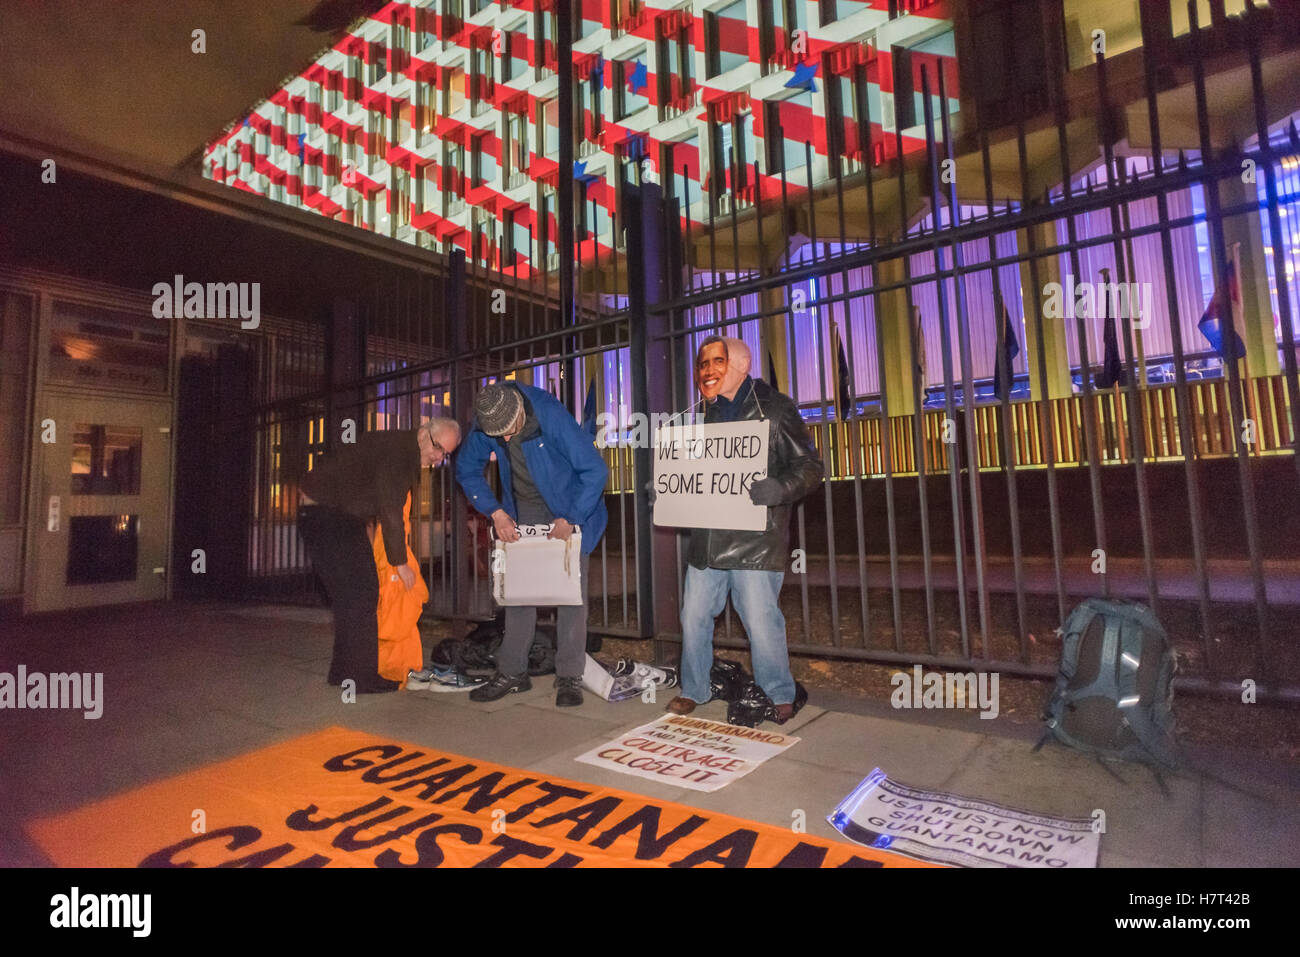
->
[469,671,532,702]
[330,673,399,693]
[356,680,400,694]
[555,675,583,708]
[354,675,401,694]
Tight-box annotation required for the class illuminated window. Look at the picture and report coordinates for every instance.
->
[538,98,560,158]
[656,18,693,117]
[71,425,142,496]
[442,64,466,115]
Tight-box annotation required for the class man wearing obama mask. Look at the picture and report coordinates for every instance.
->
[665,335,824,723]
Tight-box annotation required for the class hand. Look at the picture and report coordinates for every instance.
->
[492,509,520,542]
[396,563,417,591]
[548,517,574,541]
[644,480,657,508]
[748,477,784,506]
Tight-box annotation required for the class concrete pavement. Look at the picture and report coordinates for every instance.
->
[1,601,1296,867]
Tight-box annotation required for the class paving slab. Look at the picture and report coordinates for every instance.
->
[939,735,1205,868]
[3,600,1299,869]
[342,695,627,770]
[784,709,985,786]
[1201,775,1300,868]
[682,757,874,845]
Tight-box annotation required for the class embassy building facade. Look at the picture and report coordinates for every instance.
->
[200,0,955,274]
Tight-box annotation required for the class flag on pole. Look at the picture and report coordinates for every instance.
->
[767,349,780,392]
[912,305,928,397]
[830,320,855,420]
[1094,267,1127,389]
[1197,245,1247,363]
[582,377,598,437]
[992,295,1022,401]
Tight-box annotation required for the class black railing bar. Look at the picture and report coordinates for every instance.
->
[802,139,844,651]
[1139,10,1217,661]
[1189,0,1271,677]
[896,115,939,657]
[829,138,874,652]
[853,65,904,651]
[980,115,1032,663]
[1246,19,1300,484]
[921,68,974,661]
[939,67,994,659]
[1097,48,1164,618]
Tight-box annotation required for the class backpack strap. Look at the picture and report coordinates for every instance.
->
[1114,616,1182,769]
[1043,602,1096,729]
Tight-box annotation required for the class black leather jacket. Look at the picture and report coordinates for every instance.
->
[686,377,824,572]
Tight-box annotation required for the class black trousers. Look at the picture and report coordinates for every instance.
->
[297,504,390,687]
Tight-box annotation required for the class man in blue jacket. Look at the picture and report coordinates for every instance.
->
[456,382,608,707]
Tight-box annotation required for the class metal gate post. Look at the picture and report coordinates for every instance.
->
[445,251,472,632]
[326,296,362,453]
[557,0,578,412]
[627,182,681,656]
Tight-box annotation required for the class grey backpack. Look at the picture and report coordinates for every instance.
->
[1039,598,1180,769]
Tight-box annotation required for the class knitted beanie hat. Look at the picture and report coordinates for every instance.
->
[475,383,524,436]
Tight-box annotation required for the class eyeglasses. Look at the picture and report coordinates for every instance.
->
[424,427,449,465]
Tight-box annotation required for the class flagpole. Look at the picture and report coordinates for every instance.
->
[1099,267,1127,462]
[1233,241,1263,456]
[1118,198,1147,390]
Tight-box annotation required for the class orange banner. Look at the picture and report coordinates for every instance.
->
[28,727,935,868]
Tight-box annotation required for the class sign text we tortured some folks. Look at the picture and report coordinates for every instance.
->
[653,421,770,532]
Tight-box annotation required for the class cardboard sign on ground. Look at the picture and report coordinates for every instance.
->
[576,714,799,792]
[652,420,770,531]
[26,727,928,868]
[829,768,1101,868]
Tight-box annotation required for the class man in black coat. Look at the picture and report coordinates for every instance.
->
[297,417,460,692]
[665,336,823,722]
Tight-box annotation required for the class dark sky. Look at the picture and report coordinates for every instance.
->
[0,1,381,171]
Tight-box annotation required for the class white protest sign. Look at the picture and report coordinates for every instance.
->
[652,420,770,531]
[575,714,799,792]
[829,768,1100,868]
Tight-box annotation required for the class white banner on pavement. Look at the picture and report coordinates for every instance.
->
[829,768,1100,868]
[652,420,770,531]
[575,714,799,792]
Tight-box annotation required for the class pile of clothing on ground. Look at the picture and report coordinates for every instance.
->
[406,613,600,692]
[407,618,808,728]
[707,658,809,728]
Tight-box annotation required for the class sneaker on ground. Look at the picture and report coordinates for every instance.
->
[469,671,532,702]
[427,666,488,693]
[406,668,437,690]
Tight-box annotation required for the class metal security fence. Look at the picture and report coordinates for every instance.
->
[229,216,648,638]
[220,1,1300,698]
[630,1,1300,697]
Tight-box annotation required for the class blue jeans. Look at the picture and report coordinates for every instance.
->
[679,565,795,706]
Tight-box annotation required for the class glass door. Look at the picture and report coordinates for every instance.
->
[26,394,173,613]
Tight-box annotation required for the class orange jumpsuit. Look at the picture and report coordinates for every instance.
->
[372,493,427,686]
